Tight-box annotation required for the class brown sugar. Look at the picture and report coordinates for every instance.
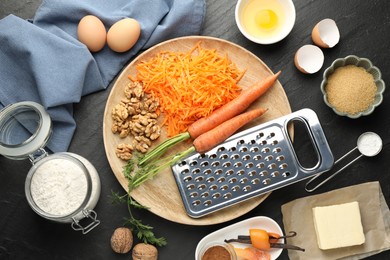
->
[325,65,377,115]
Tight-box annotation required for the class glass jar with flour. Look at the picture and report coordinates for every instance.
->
[0,101,101,234]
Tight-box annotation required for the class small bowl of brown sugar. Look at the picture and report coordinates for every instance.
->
[321,55,385,118]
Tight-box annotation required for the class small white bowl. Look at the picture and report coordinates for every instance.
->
[195,216,283,260]
[235,0,296,44]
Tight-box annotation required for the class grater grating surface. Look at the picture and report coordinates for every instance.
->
[172,109,334,218]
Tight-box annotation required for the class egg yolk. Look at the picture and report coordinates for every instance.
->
[255,9,278,30]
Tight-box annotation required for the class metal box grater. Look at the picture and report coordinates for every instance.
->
[171,109,334,218]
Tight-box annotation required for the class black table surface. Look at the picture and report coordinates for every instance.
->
[1,0,389,259]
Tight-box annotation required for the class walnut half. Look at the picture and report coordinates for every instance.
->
[115,143,134,161]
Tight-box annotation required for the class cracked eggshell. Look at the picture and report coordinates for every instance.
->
[294,44,324,74]
[312,18,340,48]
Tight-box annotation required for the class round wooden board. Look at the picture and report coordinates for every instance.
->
[103,36,292,225]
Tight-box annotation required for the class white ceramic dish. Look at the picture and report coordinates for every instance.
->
[235,0,296,44]
[195,216,283,259]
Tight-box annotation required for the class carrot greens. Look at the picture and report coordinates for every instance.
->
[110,158,167,247]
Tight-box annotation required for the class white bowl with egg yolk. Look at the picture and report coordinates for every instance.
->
[235,0,296,44]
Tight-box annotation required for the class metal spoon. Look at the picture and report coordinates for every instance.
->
[305,132,382,192]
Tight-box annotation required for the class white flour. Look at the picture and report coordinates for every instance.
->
[358,133,382,156]
[30,157,88,216]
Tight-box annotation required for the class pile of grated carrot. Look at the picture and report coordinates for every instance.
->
[130,42,245,137]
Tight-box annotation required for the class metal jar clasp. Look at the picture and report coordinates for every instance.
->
[71,209,100,234]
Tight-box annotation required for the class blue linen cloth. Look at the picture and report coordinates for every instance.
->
[0,0,206,152]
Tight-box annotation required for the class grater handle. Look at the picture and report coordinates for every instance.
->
[287,109,334,175]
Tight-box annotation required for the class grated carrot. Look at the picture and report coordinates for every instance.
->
[132,41,245,137]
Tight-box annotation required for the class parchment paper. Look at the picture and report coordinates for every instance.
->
[281,182,390,260]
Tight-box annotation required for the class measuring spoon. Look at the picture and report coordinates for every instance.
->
[305,132,382,192]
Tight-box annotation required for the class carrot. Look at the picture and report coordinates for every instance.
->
[132,108,267,188]
[139,71,281,166]
[188,71,281,139]
[193,108,267,153]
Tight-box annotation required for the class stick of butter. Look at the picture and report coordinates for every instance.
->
[312,201,365,250]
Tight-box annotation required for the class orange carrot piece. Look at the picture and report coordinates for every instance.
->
[188,71,281,139]
[193,108,267,153]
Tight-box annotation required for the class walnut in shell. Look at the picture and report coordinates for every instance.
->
[110,227,133,254]
[132,243,158,260]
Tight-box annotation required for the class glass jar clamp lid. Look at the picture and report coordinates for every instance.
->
[0,101,51,160]
[0,101,101,234]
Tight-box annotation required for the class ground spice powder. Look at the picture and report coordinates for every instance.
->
[325,65,377,115]
[201,245,232,260]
